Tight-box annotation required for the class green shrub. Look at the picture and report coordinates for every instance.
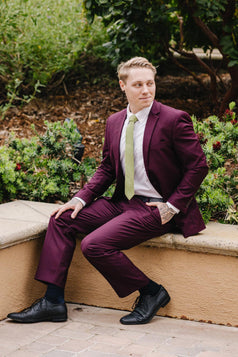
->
[193,102,238,224]
[0,103,237,225]
[0,120,97,202]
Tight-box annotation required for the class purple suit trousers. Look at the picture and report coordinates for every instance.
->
[35,196,174,298]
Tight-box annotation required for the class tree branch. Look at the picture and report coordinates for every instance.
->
[192,16,220,49]
[171,47,218,105]
[168,48,207,90]
[222,0,236,26]
[179,0,221,51]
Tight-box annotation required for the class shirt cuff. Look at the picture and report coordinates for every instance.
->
[166,201,180,214]
[74,197,86,206]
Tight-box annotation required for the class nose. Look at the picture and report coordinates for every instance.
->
[142,84,149,93]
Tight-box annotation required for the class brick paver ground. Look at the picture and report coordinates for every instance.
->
[0,303,237,357]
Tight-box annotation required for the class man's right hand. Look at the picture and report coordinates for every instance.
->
[51,197,83,220]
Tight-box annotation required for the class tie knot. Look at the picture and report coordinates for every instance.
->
[129,115,138,124]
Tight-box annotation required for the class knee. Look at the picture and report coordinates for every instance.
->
[48,215,58,229]
[81,238,92,258]
[48,211,71,230]
[81,238,103,259]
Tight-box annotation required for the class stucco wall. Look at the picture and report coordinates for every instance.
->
[65,242,238,327]
[1,226,238,327]
[0,239,45,320]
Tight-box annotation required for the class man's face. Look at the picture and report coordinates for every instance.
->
[119,67,156,113]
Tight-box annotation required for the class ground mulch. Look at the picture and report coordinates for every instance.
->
[0,73,231,159]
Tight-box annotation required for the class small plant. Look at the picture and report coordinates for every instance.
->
[193,102,238,224]
[0,120,94,203]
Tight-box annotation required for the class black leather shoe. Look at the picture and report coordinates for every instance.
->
[120,285,170,325]
[7,297,67,323]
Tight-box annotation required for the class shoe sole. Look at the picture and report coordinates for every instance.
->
[8,316,67,323]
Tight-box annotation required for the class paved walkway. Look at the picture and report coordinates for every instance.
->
[0,304,237,357]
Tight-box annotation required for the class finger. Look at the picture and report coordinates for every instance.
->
[51,206,61,217]
[55,209,64,220]
[146,201,163,207]
[71,209,79,219]
[71,203,83,219]
[146,202,156,206]
[55,205,71,219]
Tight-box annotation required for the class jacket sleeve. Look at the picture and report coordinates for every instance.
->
[74,120,116,204]
[167,113,208,214]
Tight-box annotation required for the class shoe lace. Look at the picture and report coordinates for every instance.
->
[132,295,143,310]
[21,297,43,313]
[130,294,147,319]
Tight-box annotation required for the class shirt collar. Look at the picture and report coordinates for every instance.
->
[127,102,153,123]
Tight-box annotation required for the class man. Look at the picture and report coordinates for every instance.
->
[8,57,208,325]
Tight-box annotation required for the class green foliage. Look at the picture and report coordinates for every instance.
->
[1,105,237,224]
[193,103,238,224]
[0,119,95,203]
[0,0,107,116]
[84,0,238,68]
[196,168,237,223]
[84,0,172,66]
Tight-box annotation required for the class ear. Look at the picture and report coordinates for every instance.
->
[119,80,125,92]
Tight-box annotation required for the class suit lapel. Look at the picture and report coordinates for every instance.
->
[143,101,161,173]
[112,101,161,178]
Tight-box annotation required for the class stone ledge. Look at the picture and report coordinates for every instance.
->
[0,200,60,249]
[143,222,238,257]
[1,200,237,258]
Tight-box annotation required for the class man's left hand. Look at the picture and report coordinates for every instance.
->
[146,202,176,225]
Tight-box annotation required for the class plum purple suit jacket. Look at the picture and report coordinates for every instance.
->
[75,100,209,238]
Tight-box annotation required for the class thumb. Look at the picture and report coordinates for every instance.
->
[146,202,156,207]
[71,207,79,219]
[71,203,83,219]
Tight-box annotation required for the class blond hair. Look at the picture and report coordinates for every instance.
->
[117,57,156,82]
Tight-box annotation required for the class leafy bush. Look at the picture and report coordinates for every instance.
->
[0,104,237,224]
[84,0,171,67]
[84,0,238,114]
[0,120,96,202]
[193,102,238,223]
[0,0,107,117]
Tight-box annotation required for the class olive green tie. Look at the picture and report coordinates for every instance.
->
[125,114,138,200]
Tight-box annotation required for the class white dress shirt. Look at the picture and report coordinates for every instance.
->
[120,104,179,213]
[120,104,162,198]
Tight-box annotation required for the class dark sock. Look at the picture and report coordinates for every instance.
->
[139,280,161,296]
[45,283,65,304]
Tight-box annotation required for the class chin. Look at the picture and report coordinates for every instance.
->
[142,101,152,108]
